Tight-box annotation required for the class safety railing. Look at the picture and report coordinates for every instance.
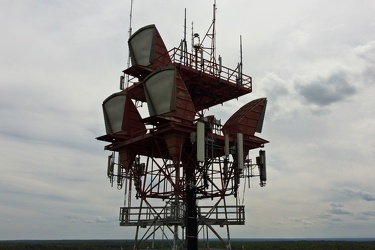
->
[198,205,245,225]
[119,205,245,226]
[153,47,252,90]
[119,205,184,227]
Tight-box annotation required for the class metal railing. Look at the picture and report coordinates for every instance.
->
[119,205,245,227]
[153,47,252,90]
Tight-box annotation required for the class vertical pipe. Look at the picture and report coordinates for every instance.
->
[186,159,198,250]
[223,197,232,250]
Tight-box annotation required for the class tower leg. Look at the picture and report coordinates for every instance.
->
[186,162,198,250]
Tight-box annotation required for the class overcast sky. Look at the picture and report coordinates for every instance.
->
[1,0,375,240]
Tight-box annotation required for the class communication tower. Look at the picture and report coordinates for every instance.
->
[97,2,269,250]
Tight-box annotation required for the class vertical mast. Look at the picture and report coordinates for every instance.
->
[181,8,188,64]
[240,35,243,69]
[240,35,243,84]
[211,0,217,63]
[125,0,134,89]
[184,8,187,44]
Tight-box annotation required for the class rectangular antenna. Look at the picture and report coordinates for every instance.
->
[237,133,244,169]
[259,150,267,182]
[107,153,114,177]
[120,75,125,90]
[117,153,122,185]
[218,55,222,74]
[197,122,205,162]
[224,133,229,156]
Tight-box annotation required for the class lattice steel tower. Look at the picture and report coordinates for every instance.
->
[97,3,268,250]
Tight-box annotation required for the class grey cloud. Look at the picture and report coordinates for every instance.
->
[297,72,356,106]
[362,211,375,217]
[362,66,375,85]
[95,216,110,223]
[355,211,375,221]
[85,216,112,224]
[330,217,343,222]
[355,41,375,86]
[288,217,313,226]
[362,193,375,201]
[318,213,343,222]
[330,203,352,215]
[355,40,375,65]
[262,72,290,100]
[341,187,375,201]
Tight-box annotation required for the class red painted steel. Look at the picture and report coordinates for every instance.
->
[98,24,268,199]
[97,24,269,248]
[222,98,267,136]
